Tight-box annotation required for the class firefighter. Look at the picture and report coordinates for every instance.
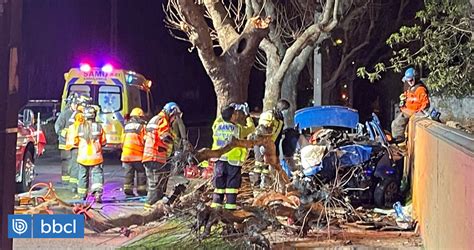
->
[121,107,147,196]
[210,104,254,210]
[54,93,79,184]
[65,110,84,193]
[391,67,430,143]
[142,102,181,210]
[75,106,107,202]
[252,99,290,188]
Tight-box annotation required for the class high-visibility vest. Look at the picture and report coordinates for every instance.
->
[56,109,75,149]
[121,118,146,162]
[211,117,247,166]
[65,112,84,150]
[258,111,283,142]
[142,111,173,163]
[76,122,106,166]
[401,84,430,116]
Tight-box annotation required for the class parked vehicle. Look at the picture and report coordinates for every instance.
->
[60,64,155,151]
[288,106,402,208]
[16,109,46,193]
[20,99,60,125]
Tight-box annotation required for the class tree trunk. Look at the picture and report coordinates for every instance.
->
[280,46,314,127]
[262,60,281,111]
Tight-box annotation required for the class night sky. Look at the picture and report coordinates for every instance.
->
[20,0,266,124]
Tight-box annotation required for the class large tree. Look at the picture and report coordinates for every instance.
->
[357,0,473,97]
[164,0,341,112]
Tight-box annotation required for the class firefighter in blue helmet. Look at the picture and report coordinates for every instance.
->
[391,67,430,143]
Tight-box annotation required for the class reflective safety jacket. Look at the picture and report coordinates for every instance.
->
[65,112,84,150]
[401,83,430,116]
[121,117,146,162]
[257,110,284,142]
[142,111,173,164]
[212,116,255,166]
[76,122,107,166]
[54,108,75,149]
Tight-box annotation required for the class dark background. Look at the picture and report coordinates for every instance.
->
[20,0,266,125]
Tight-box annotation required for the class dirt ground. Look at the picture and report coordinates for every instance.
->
[13,147,422,249]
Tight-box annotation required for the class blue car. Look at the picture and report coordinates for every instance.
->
[286,106,401,208]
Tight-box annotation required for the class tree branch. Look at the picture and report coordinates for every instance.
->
[203,0,240,51]
[324,17,376,91]
[195,136,290,184]
[175,0,221,73]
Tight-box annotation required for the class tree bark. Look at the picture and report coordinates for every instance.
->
[175,0,270,113]
[261,0,340,111]
[281,46,314,127]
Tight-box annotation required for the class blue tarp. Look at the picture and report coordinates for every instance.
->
[295,106,359,130]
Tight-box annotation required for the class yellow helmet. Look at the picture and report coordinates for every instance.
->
[258,111,274,127]
[74,112,85,124]
[130,107,145,117]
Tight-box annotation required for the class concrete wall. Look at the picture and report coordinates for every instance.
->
[430,96,474,125]
[409,117,474,249]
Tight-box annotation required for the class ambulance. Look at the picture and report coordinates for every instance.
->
[60,63,154,151]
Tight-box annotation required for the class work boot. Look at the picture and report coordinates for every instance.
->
[137,189,147,197]
[124,189,134,196]
[391,136,406,144]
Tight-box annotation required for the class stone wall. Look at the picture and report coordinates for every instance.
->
[430,96,474,125]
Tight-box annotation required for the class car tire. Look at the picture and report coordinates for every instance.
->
[374,178,400,208]
[16,150,34,193]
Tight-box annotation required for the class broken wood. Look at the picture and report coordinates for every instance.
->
[195,135,291,184]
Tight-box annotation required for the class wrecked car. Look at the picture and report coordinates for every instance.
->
[286,106,401,208]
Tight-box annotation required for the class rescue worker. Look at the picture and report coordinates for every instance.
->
[171,110,189,152]
[65,110,84,193]
[211,104,255,210]
[391,67,430,143]
[75,105,107,202]
[121,107,147,196]
[54,93,79,184]
[142,102,181,210]
[252,99,290,188]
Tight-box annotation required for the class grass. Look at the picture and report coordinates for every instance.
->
[121,219,244,250]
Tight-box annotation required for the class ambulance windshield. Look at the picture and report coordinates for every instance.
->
[98,85,122,113]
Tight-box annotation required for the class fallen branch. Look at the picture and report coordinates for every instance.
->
[195,136,290,184]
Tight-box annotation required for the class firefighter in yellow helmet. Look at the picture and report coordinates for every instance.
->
[75,105,107,202]
[121,107,147,196]
[252,99,290,188]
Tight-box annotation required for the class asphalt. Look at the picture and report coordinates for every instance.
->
[13,147,162,249]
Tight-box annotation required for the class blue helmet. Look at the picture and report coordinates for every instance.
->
[163,102,181,116]
[402,67,416,82]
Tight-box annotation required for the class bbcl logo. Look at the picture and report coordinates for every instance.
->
[8,214,84,238]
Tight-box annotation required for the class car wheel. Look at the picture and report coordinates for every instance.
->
[374,178,400,208]
[16,150,34,193]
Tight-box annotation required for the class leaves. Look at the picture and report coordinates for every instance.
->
[359,0,473,97]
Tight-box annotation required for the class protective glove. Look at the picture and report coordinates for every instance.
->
[399,93,406,101]
[399,100,406,107]
[242,102,250,116]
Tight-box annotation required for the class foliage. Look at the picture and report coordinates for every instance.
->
[357,0,473,97]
